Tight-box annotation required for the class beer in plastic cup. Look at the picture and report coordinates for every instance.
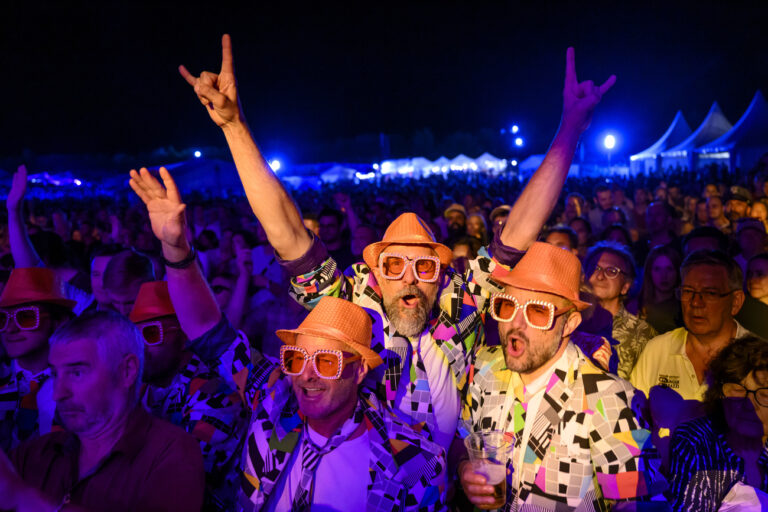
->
[464,430,512,510]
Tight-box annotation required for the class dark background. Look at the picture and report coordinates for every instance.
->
[2,2,766,166]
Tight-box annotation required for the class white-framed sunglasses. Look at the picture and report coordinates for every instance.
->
[489,293,574,330]
[280,345,361,380]
[0,305,40,332]
[377,252,441,283]
[137,320,164,346]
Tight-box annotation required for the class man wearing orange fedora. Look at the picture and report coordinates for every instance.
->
[458,243,668,510]
[0,267,75,451]
[239,295,446,511]
[128,280,247,511]
[176,36,617,454]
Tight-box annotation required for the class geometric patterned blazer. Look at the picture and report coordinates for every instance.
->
[461,343,669,511]
[237,374,446,511]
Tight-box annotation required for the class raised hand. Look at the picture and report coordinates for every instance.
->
[178,34,241,127]
[561,47,616,134]
[129,167,188,250]
[7,165,28,212]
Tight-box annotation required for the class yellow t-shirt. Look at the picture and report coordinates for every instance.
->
[629,322,752,401]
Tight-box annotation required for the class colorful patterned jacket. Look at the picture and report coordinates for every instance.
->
[0,362,55,452]
[281,234,521,443]
[141,351,248,511]
[238,374,446,512]
[461,343,669,511]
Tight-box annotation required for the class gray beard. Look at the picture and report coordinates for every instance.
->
[383,285,436,337]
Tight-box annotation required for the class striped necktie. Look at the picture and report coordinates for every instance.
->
[291,398,365,511]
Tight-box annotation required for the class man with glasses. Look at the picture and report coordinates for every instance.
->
[176,35,616,453]
[240,295,445,511]
[631,250,754,402]
[0,268,75,452]
[458,242,667,509]
[129,280,246,511]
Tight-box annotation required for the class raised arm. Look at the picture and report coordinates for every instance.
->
[129,167,221,339]
[6,166,44,268]
[500,48,616,250]
[178,34,310,260]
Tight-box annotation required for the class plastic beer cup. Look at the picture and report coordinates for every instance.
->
[464,430,512,510]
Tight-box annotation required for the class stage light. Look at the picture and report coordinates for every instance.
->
[194,150,202,158]
[514,137,524,147]
[74,179,82,186]
[511,125,519,134]
[511,160,518,166]
[269,159,281,171]
[604,135,616,150]
[373,163,380,170]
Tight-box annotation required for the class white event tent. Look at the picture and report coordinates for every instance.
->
[660,102,732,170]
[630,111,692,174]
[698,91,768,172]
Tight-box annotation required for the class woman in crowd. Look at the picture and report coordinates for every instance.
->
[736,253,768,340]
[569,216,593,260]
[750,198,768,231]
[669,336,768,511]
[636,244,683,334]
[584,241,657,379]
[465,212,488,245]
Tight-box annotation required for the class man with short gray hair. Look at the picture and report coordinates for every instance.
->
[0,310,205,512]
[631,250,754,402]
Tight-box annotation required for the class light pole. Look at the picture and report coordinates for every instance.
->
[604,134,616,173]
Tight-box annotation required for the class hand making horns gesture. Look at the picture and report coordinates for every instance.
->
[178,34,242,128]
[561,47,616,134]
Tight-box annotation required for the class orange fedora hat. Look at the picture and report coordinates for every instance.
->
[363,212,452,269]
[276,296,383,369]
[491,242,591,311]
[129,281,176,323]
[0,267,76,310]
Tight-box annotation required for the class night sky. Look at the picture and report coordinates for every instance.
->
[2,3,766,165]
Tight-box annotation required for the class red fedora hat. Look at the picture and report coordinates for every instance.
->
[129,281,176,323]
[0,268,76,310]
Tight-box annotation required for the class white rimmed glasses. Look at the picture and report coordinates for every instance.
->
[0,306,40,332]
[489,294,574,330]
[378,252,440,283]
[137,320,164,346]
[280,346,361,380]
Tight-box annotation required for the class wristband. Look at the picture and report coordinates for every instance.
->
[161,246,197,269]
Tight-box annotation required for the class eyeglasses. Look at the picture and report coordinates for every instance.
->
[378,252,440,283]
[137,320,165,346]
[489,294,574,330]
[675,287,734,303]
[0,306,40,332]
[722,382,768,408]
[280,346,361,380]
[590,265,624,280]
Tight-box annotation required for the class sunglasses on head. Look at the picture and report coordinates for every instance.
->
[0,306,40,332]
[280,345,361,380]
[489,294,574,330]
[378,252,440,283]
[137,320,165,346]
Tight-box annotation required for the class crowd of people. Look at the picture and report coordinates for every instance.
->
[1,35,768,512]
